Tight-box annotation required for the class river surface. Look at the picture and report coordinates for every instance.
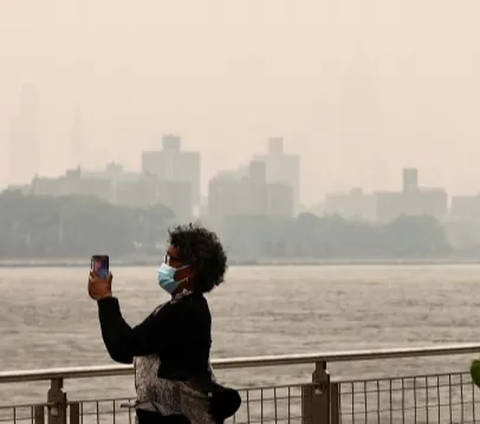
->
[1,264,480,410]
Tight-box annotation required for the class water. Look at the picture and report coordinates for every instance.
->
[1,264,480,405]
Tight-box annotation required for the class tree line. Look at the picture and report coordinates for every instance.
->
[0,190,457,260]
[0,190,175,258]
[217,213,452,261]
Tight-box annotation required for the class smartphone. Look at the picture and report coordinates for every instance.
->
[91,255,109,279]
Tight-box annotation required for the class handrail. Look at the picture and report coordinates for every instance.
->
[1,343,480,384]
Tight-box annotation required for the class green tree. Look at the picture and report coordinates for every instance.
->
[0,191,175,258]
[380,215,451,257]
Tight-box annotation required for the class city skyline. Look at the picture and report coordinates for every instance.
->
[9,123,480,223]
[4,84,480,206]
[6,96,480,211]
[2,0,480,204]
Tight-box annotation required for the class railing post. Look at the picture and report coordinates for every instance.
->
[303,360,330,424]
[47,378,67,424]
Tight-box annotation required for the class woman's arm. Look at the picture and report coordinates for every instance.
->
[97,297,138,363]
[97,297,188,363]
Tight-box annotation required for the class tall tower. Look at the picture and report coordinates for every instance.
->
[268,137,284,156]
[257,137,300,214]
[141,134,201,209]
[403,168,418,193]
[9,84,41,183]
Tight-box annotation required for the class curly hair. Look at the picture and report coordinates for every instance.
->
[168,223,228,293]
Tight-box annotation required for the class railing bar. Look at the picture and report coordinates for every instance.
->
[338,383,342,424]
[369,399,475,413]
[260,388,264,424]
[364,380,367,424]
[0,364,476,386]
[339,386,408,396]
[96,400,100,424]
[389,378,393,424]
[414,376,418,424]
[273,387,278,424]
[13,407,16,424]
[377,379,380,424]
[129,398,133,424]
[3,343,480,382]
[242,416,305,424]
[472,376,476,424]
[287,386,291,424]
[436,375,440,424]
[425,376,429,424]
[449,374,453,424]
[351,381,355,424]
[0,403,52,410]
[80,410,149,418]
[112,400,116,424]
[0,386,302,407]
[246,390,251,424]
[401,378,405,424]
[461,373,465,424]
[334,370,473,385]
[356,403,463,414]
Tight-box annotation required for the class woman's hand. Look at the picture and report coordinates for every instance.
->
[88,271,113,301]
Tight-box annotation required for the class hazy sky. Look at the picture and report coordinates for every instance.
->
[2,0,480,205]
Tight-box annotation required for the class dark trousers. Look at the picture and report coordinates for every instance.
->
[136,409,191,424]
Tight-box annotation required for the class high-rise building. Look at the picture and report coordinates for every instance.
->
[239,161,269,216]
[208,160,294,222]
[9,84,41,183]
[375,169,447,223]
[254,137,300,213]
[403,168,419,193]
[267,183,294,218]
[141,135,200,211]
[208,174,242,222]
[248,161,267,185]
[323,188,376,221]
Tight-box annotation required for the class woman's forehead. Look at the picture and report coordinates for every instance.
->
[166,245,182,259]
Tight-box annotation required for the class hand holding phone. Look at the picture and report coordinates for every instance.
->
[91,255,109,279]
[88,255,113,300]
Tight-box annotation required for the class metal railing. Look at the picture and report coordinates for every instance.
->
[2,343,480,424]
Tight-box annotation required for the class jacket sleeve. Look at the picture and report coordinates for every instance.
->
[97,297,187,364]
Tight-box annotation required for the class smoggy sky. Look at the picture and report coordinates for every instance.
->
[1,0,480,205]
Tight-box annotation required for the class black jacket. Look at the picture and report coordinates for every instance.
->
[97,291,212,379]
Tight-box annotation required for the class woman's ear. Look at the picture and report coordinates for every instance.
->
[186,267,196,284]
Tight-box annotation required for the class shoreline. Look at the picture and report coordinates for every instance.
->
[1,257,480,268]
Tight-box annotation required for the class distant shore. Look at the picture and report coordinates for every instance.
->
[1,257,480,268]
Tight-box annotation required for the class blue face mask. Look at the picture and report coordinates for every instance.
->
[157,263,189,295]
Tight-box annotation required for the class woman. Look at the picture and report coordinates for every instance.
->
[88,224,239,424]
